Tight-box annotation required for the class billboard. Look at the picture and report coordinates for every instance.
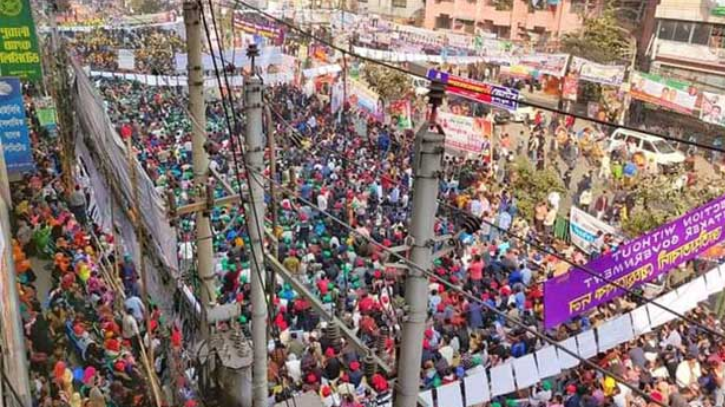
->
[545,193,725,328]
[700,91,725,127]
[0,77,33,173]
[630,72,699,115]
[0,0,42,80]
[426,69,520,112]
[438,111,492,154]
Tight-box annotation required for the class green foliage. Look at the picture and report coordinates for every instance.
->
[128,0,164,15]
[621,176,724,236]
[360,64,412,103]
[510,157,565,220]
[560,10,630,63]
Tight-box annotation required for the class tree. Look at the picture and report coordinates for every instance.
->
[560,10,631,64]
[621,175,723,236]
[510,157,565,220]
[360,64,412,104]
[128,0,164,15]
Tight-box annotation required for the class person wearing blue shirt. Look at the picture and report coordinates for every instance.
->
[520,264,533,286]
[509,267,523,286]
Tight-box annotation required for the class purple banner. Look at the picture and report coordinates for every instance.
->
[544,194,725,328]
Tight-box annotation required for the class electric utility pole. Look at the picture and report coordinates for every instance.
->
[394,83,446,407]
[244,44,269,407]
[184,0,216,336]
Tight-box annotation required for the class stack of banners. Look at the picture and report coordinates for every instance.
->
[438,111,492,154]
[233,12,285,43]
[514,53,569,77]
[89,70,295,87]
[117,49,135,71]
[544,193,725,328]
[330,80,344,115]
[39,20,181,33]
[388,100,413,130]
[569,206,622,253]
[0,0,42,81]
[348,78,383,121]
[302,64,342,78]
[630,72,699,115]
[569,57,626,87]
[426,69,520,112]
[352,46,486,64]
[174,46,283,73]
[0,77,34,173]
[700,92,725,127]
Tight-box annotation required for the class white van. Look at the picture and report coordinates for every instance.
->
[607,129,685,173]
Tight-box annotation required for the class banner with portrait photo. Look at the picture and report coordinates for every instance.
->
[700,92,725,127]
[438,111,492,154]
[630,72,699,115]
[388,100,412,130]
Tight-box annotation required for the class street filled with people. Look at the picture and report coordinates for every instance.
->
[5,13,725,407]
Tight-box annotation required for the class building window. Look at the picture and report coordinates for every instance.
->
[658,20,677,40]
[673,22,694,42]
[692,23,712,45]
[392,0,406,7]
[435,14,452,29]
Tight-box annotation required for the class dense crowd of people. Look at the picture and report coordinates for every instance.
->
[8,20,721,407]
[11,86,195,407]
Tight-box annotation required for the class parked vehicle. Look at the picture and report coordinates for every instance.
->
[607,129,685,173]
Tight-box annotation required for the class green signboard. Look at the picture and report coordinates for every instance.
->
[37,107,56,128]
[0,0,42,81]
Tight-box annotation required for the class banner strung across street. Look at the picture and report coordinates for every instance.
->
[0,77,33,173]
[0,0,42,80]
[569,206,620,253]
[515,53,569,77]
[545,193,725,328]
[426,69,519,111]
[700,92,725,127]
[438,111,492,154]
[630,72,699,115]
[570,57,626,87]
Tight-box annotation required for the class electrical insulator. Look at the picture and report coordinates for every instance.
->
[363,352,377,379]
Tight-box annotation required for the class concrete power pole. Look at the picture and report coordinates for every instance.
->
[394,84,446,407]
[244,44,269,407]
[184,1,217,334]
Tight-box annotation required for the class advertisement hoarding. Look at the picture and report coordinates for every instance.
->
[630,72,699,115]
[0,77,33,173]
[0,0,42,80]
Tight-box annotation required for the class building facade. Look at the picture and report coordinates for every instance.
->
[423,0,596,41]
[645,0,725,91]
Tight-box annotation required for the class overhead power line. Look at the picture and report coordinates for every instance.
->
[239,160,673,407]
[264,91,725,341]
[226,0,725,154]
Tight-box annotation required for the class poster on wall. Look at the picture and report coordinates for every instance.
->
[562,74,579,101]
[0,77,33,173]
[570,57,626,87]
[438,111,492,154]
[700,91,725,127]
[630,72,699,115]
[544,193,725,328]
